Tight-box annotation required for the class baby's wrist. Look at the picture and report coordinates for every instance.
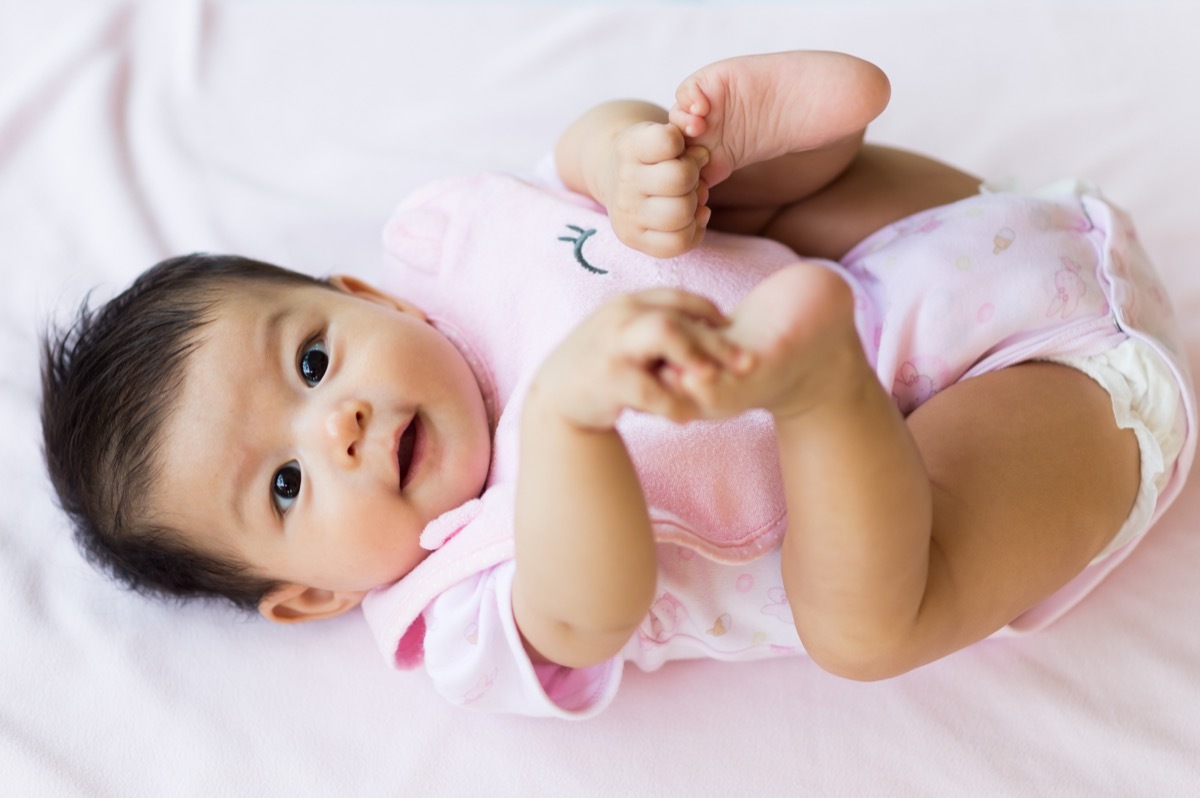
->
[583,140,619,212]
[524,373,621,434]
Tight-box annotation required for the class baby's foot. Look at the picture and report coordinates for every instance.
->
[697,262,867,419]
[669,51,890,187]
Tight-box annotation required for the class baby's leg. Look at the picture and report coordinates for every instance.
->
[757,145,983,260]
[716,266,1140,682]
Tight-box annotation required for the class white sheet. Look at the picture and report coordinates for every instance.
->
[3,0,1199,793]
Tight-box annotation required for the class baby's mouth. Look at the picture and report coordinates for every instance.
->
[397,416,420,490]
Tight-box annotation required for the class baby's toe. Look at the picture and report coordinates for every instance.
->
[669,105,707,139]
[674,77,712,118]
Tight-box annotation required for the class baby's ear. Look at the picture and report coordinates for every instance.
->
[327,274,427,320]
[258,583,366,624]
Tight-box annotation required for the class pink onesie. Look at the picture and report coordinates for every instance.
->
[360,172,1195,718]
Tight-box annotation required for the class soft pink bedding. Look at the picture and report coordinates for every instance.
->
[3,1,1198,793]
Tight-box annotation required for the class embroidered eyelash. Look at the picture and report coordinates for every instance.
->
[558,224,606,274]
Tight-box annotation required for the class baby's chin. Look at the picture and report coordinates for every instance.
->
[396,549,435,581]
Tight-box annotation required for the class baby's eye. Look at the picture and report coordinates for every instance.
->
[298,338,328,386]
[272,462,302,513]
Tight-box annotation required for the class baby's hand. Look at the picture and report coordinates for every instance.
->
[530,288,750,430]
[598,122,711,259]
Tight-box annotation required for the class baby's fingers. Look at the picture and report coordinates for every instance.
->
[626,122,687,165]
[675,363,758,420]
[627,307,750,379]
[633,147,709,197]
[638,195,701,236]
[626,368,705,423]
[635,222,706,260]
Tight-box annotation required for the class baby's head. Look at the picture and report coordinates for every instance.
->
[42,254,492,622]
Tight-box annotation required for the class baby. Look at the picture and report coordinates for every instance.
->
[42,51,1195,718]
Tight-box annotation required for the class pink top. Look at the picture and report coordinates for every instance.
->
[360,173,1195,717]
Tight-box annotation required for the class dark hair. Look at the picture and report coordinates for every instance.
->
[41,253,333,612]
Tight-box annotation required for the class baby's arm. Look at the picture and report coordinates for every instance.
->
[511,290,748,667]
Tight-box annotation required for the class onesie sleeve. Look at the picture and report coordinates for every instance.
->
[531,152,565,189]
[531,152,605,212]
[421,560,624,719]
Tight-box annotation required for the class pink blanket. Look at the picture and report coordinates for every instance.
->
[3,1,1198,792]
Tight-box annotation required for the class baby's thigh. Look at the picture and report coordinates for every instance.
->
[902,361,1140,642]
[752,145,982,261]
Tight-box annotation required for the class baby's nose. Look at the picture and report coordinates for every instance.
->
[324,399,371,462]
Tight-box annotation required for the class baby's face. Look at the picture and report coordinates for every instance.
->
[154,277,492,616]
